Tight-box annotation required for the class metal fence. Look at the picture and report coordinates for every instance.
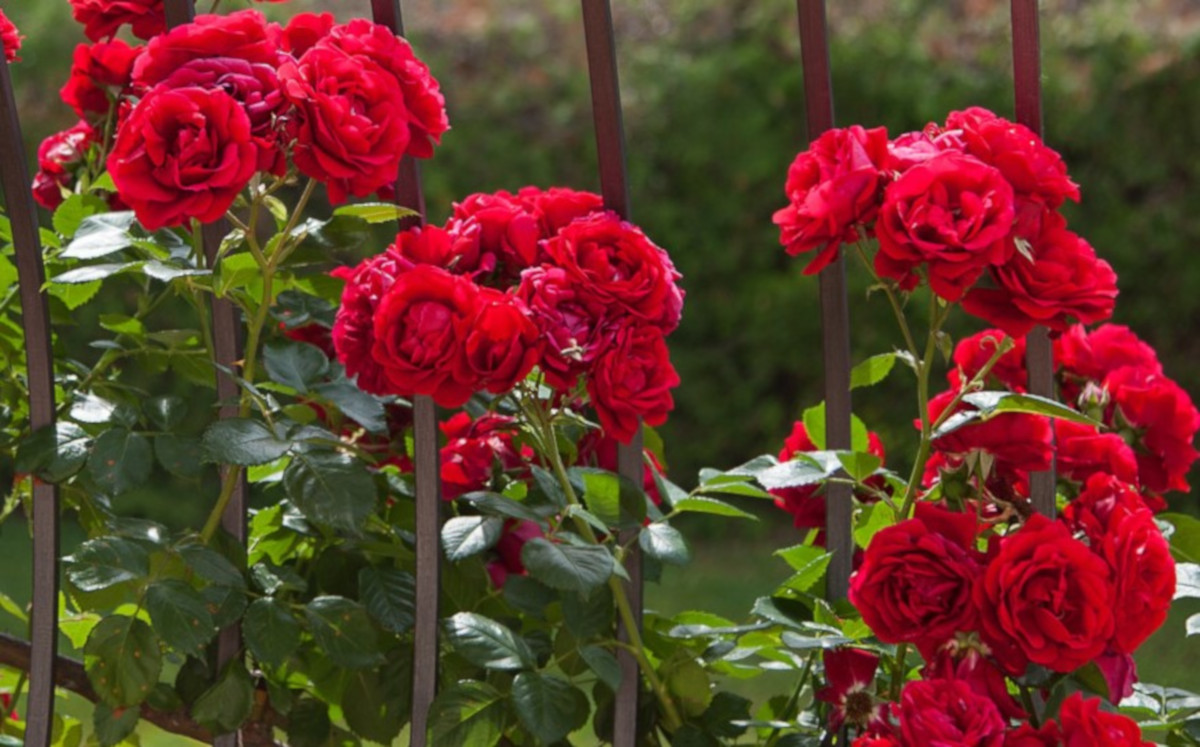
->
[0,0,1054,745]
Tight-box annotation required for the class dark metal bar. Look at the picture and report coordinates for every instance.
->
[365,5,439,745]
[0,57,60,747]
[162,0,194,27]
[579,2,641,743]
[1011,0,1056,518]
[796,0,853,599]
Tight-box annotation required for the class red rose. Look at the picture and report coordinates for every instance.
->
[107,87,257,231]
[60,40,142,118]
[511,186,605,235]
[132,10,278,88]
[515,264,613,391]
[440,412,526,500]
[331,249,405,395]
[849,503,982,650]
[544,212,684,334]
[0,10,21,63]
[391,223,486,277]
[875,151,1015,301]
[887,125,964,172]
[816,648,889,733]
[69,0,164,42]
[587,324,679,443]
[771,421,886,544]
[773,125,891,274]
[1095,651,1138,703]
[926,390,1053,474]
[923,648,1025,721]
[281,322,334,360]
[1104,365,1200,494]
[271,12,334,57]
[976,514,1115,673]
[853,737,902,747]
[962,214,1117,337]
[1057,692,1152,747]
[320,19,448,159]
[1054,324,1162,383]
[32,121,96,210]
[1061,474,1151,544]
[897,678,1005,747]
[448,191,544,278]
[486,520,543,588]
[1054,421,1139,489]
[158,59,288,175]
[370,265,479,407]
[455,289,541,396]
[950,329,1026,392]
[1005,722,1061,747]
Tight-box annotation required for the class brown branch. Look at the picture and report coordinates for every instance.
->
[0,632,285,746]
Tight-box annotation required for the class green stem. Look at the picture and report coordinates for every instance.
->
[853,242,921,360]
[1019,685,1041,728]
[890,643,908,699]
[527,388,685,733]
[928,336,1016,434]
[896,294,945,520]
[765,651,818,747]
[5,671,26,728]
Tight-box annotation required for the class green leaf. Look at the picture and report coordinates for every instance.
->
[442,515,504,561]
[60,212,136,259]
[837,451,882,482]
[521,538,614,595]
[87,427,153,495]
[177,544,245,590]
[640,523,691,565]
[854,502,893,550]
[428,681,506,747]
[92,702,139,746]
[142,260,210,282]
[305,596,385,669]
[850,353,897,390]
[445,611,534,671]
[286,699,332,747]
[216,252,259,297]
[0,590,28,624]
[503,575,557,618]
[1176,563,1200,599]
[673,496,758,520]
[66,537,149,592]
[144,395,186,431]
[702,691,752,739]
[17,422,90,483]
[579,645,622,691]
[46,278,102,309]
[154,434,205,478]
[69,393,118,424]
[664,656,713,717]
[243,598,302,668]
[576,467,648,530]
[358,566,415,634]
[202,418,291,466]
[1187,613,1200,637]
[756,451,842,490]
[145,580,216,656]
[52,261,142,284]
[776,549,831,594]
[332,202,419,223]
[84,615,162,707]
[511,672,590,744]
[459,491,547,523]
[934,392,1102,439]
[263,340,329,394]
[341,669,407,744]
[284,450,378,533]
[562,583,614,640]
[314,379,387,433]
[530,465,567,507]
[191,660,254,735]
[801,402,870,451]
[1163,513,1200,563]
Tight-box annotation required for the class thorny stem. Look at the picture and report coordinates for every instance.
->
[522,385,685,733]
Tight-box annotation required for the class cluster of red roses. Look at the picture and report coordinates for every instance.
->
[774,107,1117,337]
[32,8,447,229]
[0,10,21,64]
[330,186,684,443]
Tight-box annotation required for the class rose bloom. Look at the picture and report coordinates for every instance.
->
[926,389,1053,474]
[875,151,1015,302]
[1058,692,1152,747]
[817,648,890,734]
[849,503,982,652]
[852,737,902,747]
[587,323,679,444]
[158,59,288,175]
[486,520,543,588]
[0,9,21,63]
[271,12,335,57]
[1104,365,1200,494]
[976,514,1115,673]
[391,223,486,277]
[32,121,96,210]
[370,265,479,407]
[107,86,257,231]
[897,678,1006,747]
[544,211,684,334]
[320,19,448,159]
[771,421,886,545]
[69,0,164,42]
[132,10,279,88]
[1055,323,1162,383]
[1053,420,1139,491]
[773,125,891,274]
[1004,722,1061,747]
[886,124,964,172]
[949,329,1027,392]
[455,289,541,396]
[447,191,542,278]
[923,647,1025,721]
[440,412,526,500]
[962,214,1117,337]
[515,264,613,391]
[60,40,142,119]
[331,249,405,395]
[510,186,605,235]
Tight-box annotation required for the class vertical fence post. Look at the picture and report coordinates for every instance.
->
[159,4,249,745]
[0,52,60,747]
[365,4,441,744]
[794,0,854,600]
[1011,0,1057,518]
[579,1,644,743]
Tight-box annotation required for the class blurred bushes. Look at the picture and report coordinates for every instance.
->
[6,0,1200,491]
